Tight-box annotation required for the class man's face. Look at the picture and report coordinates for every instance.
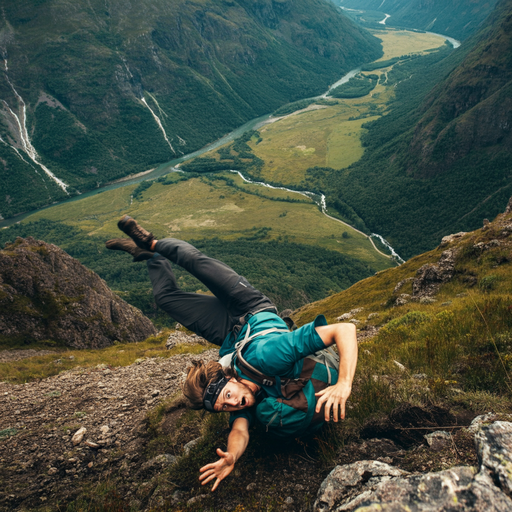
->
[214,378,256,412]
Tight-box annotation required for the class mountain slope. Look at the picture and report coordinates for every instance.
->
[335,0,499,40]
[327,0,512,259]
[0,0,382,219]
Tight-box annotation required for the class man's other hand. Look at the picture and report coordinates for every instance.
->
[199,448,236,491]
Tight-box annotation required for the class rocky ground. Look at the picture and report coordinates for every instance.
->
[0,346,219,511]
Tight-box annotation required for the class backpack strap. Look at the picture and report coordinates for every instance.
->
[232,323,289,387]
[306,347,340,385]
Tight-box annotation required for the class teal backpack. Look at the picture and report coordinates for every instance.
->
[231,324,339,438]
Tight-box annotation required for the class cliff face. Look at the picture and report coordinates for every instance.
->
[407,0,512,178]
[0,237,156,348]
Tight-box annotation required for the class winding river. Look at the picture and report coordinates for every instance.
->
[0,30,461,264]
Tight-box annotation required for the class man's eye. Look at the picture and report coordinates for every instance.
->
[223,404,227,410]
[227,392,231,398]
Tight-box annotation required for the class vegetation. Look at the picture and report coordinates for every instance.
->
[0,331,212,384]
[0,0,383,219]
[328,74,379,98]
[334,0,499,40]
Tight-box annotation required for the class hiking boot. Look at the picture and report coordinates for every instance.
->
[105,238,154,262]
[117,215,155,250]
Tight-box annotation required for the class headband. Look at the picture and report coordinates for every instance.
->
[203,376,229,412]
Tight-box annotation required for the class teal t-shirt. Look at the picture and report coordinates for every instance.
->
[221,313,329,427]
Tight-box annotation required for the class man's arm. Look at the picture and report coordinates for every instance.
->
[314,323,358,422]
[199,417,250,491]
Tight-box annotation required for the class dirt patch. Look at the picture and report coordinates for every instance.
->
[0,349,58,364]
[0,348,218,511]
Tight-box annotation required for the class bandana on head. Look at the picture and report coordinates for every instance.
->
[203,376,229,412]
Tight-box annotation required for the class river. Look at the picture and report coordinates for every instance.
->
[0,30,460,263]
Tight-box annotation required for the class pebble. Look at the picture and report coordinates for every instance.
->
[284,497,294,505]
[100,425,110,435]
[247,482,257,491]
[72,427,86,446]
[187,494,209,506]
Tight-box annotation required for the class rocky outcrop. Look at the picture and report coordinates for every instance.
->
[411,248,458,299]
[314,421,512,512]
[0,237,156,348]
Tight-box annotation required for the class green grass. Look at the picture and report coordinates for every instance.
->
[20,173,392,271]
[0,331,213,384]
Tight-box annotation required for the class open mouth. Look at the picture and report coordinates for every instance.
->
[241,397,246,407]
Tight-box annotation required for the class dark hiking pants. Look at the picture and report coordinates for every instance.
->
[147,238,276,346]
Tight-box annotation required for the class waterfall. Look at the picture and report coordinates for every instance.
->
[2,60,69,193]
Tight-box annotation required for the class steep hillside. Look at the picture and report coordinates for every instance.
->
[295,197,512,398]
[335,0,499,40]
[327,0,512,258]
[0,0,382,220]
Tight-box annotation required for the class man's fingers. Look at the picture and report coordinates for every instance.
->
[199,463,216,473]
[200,473,216,486]
[211,478,221,492]
[216,448,227,458]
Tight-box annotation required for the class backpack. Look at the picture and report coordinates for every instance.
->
[231,323,339,438]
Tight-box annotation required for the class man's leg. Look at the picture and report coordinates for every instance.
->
[147,254,234,346]
[154,238,275,321]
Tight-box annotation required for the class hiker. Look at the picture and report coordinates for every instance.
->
[107,215,358,491]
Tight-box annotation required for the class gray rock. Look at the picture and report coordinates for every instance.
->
[475,421,512,497]
[71,427,86,446]
[336,313,353,321]
[367,313,379,320]
[394,294,411,306]
[419,297,437,304]
[284,496,294,505]
[315,421,512,511]
[467,413,500,433]
[413,249,458,298]
[412,373,428,380]
[183,437,202,455]
[187,494,209,506]
[313,460,407,512]
[352,466,512,512]
[439,232,467,247]
[424,431,452,451]
[247,482,257,491]
[166,331,207,350]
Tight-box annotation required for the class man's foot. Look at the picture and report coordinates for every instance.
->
[117,215,155,250]
[105,238,154,262]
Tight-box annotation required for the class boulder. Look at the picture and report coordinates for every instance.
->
[475,421,512,498]
[0,237,156,348]
[313,460,407,512]
[412,249,458,298]
[315,421,512,511]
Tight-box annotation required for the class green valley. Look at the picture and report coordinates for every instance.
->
[0,0,382,220]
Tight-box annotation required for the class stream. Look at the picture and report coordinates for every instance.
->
[0,31,461,263]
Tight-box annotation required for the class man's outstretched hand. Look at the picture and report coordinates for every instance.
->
[199,449,236,491]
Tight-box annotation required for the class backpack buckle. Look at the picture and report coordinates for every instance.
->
[262,378,274,386]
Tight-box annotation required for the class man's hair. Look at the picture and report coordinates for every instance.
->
[183,360,231,410]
